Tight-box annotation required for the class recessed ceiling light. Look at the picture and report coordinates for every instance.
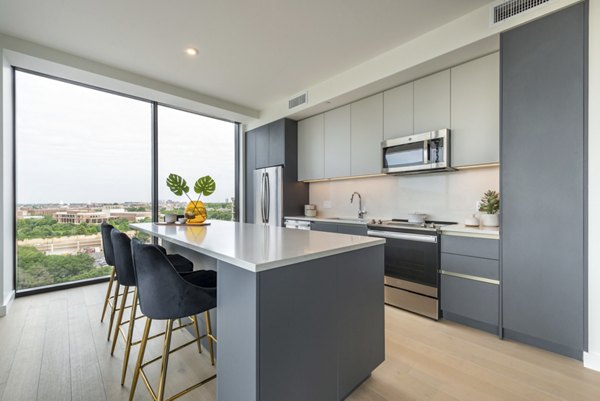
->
[185,47,199,56]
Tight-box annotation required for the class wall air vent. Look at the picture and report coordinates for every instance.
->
[288,92,308,109]
[492,0,551,24]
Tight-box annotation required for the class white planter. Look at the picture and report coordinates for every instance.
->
[481,213,499,227]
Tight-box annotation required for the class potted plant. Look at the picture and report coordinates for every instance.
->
[166,174,216,224]
[479,190,500,227]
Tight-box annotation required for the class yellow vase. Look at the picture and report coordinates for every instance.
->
[184,201,207,224]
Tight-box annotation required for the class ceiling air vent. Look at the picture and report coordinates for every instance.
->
[492,0,551,24]
[288,92,308,110]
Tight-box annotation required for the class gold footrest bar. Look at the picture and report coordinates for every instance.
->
[130,316,217,401]
[138,358,216,401]
[123,318,197,346]
[168,374,216,401]
[140,337,205,368]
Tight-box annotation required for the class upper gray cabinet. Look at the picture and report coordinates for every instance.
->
[351,94,383,176]
[383,82,413,140]
[324,105,351,178]
[451,53,500,167]
[253,119,286,169]
[414,70,450,133]
[253,124,270,169]
[298,114,324,181]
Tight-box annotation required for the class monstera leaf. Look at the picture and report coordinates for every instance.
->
[194,175,216,197]
[166,174,189,196]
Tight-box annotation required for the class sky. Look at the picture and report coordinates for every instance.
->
[15,71,235,204]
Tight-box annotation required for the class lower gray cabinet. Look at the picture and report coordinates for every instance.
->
[440,275,498,334]
[336,224,367,236]
[440,234,500,335]
[310,221,338,233]
[311,221,367,236]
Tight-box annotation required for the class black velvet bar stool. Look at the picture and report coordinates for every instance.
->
[100,222,131,341]
[129,240,217,401]
[103,223,195,341]
[110,229,202,385]
[100,222,116,324]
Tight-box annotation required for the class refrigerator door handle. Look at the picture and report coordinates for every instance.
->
[260,172,266,223]
[265,172,271,223]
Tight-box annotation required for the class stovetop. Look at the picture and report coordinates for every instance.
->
[367,218,457,232]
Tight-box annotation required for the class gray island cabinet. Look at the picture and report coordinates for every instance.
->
[132,221,385,401]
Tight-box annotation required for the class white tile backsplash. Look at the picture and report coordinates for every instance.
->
[309,166,499,223]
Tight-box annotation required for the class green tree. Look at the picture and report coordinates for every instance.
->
[126,206,147,212]
[17,217,98,240]
[17,246,111,289]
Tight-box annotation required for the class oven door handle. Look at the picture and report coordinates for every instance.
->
[367,230,438,243]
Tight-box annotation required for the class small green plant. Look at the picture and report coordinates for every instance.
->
[166,174,216,215]
[479,190,500,214]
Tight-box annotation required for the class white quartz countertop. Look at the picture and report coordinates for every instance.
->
[440,224,500,239]
[131,221,384,273]
[284,216,370,225]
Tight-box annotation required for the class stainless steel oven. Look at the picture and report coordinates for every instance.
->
[382,129,452,175]
[367,219,454,320]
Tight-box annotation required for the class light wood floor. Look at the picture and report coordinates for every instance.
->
[1,284,599,401]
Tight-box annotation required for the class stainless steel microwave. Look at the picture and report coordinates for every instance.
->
[381,129,452,175]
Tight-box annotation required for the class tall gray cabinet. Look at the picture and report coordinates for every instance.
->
[501,3,585,359]
[245,119,308,224]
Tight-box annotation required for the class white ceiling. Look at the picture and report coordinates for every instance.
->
[0,0,491,112]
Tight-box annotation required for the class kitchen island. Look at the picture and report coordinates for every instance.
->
[131,221,385,401]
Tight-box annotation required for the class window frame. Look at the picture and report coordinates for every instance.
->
[12,67,240,296]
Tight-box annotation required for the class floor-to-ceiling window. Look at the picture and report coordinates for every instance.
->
[157,105,236,221]
[14,70,239,293]
[15,70,153,291]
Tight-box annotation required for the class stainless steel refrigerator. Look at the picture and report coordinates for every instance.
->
[254,166,283,226]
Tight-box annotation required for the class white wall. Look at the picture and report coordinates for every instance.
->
[309,167,499,223]
[585,0,600,372]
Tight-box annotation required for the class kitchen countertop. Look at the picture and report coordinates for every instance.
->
[440,224,500,239]
[284,215,371,225]
[131,221,384,273]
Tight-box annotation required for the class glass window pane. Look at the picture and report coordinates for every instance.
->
[15,71,152,291]
[157,106,236,222]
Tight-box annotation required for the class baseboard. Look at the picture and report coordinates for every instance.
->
[0,290,15,317]
[503,328,583,361]
[442,311,499,336]
[584,351,600,372]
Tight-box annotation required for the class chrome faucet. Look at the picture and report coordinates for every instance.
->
[350,192,367,219]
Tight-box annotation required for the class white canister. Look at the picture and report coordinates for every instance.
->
[304,204,317,217]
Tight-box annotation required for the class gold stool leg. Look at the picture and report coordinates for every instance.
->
[111,285,129,355]
[192,315,202,354]
[100,267,116,322]
[157,319,174,401]
[129,318,152,401]
[107,282,121,341]
[121,288,138,385]
[205,311,215,366]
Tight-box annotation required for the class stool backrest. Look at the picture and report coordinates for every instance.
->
[111,228,136,287]
[131,239,215,320]
[100,222,115,266]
